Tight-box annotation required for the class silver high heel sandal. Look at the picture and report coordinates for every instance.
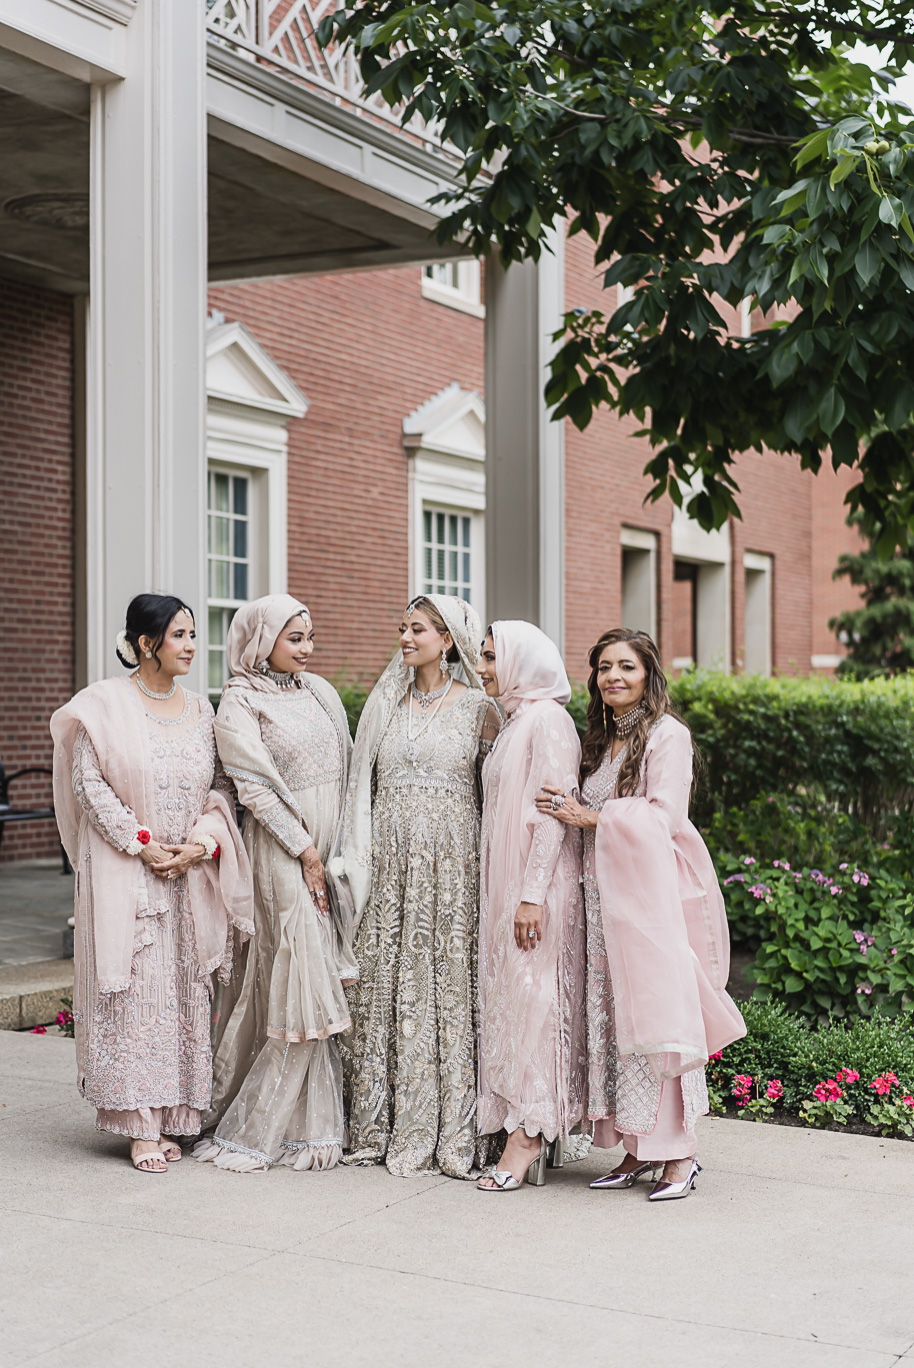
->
[647,1158,702,1201]
[590,1160,660,1190]
[477,1136,547,1192]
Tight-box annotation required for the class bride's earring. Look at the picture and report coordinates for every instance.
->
[440,646,449,678]
[603,700,608,731]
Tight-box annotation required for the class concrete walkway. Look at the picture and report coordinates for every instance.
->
[0,859,73,966]
[2,1034,913,1368]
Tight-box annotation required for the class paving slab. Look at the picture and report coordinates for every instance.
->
[1,1031,912,1368]
[0,860,73,968]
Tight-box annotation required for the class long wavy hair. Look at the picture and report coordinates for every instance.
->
[579,628,692,797]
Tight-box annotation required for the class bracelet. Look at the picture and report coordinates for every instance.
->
[125,829,151,857]
[191,831,220,862]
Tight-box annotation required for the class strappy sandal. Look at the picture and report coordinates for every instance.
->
[477,1137,546,1191]
[131,1140,168,1174]
[158,1137,183,1162]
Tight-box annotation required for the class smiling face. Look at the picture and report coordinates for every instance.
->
[478,633,499,698]
[597,640,648,713]
[266,612,314,673]
[138,609,196,677]
[399,607,451,671]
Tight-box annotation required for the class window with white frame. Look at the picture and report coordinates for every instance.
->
[744,551,773,675]
[422,506,473,602]
[207,468,252,700]
[621,527,658,637]
[421,260,484,317]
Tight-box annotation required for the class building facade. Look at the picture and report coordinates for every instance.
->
[0,1,861,861]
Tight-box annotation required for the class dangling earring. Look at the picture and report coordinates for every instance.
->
[603,700,609,732]
[440,646,449,678]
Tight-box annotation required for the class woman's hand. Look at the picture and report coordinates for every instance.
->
[300,844,330,916]
[514,902,543,952]
[535,785,598,830]
[155,843,208,880]
[138,840,175,875]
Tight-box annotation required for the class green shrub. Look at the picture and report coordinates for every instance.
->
[333,681,371,737]
[710,1001,914,1133]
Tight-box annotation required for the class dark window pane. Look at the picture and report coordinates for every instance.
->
[234,518,247,559]
[234,563,248,600]
[462,518,471,548]
[233,476,248,516]
[423,509,432,542]
[211,472,230,512]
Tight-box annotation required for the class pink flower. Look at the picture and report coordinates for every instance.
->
[839,862,848,871]
[732,1074,753,1106]
[30,1024,47,1035]
[813,1079,843,1102]
[870,1072,899,1095]
[857,982,873,995]
[743,856,756,866]
[829,885,842,896]
[709,1051,723,1062]
[903,1096,914,1108]
[836,1069,859,1084]
[765,1080,784,1101]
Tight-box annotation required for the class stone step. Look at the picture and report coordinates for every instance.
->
[0,958,74,1031]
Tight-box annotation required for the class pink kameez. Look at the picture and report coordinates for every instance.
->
[477,623,586,1143]
[583,715,745,1160]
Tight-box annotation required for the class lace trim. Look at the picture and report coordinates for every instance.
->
[141,696,192,727]
[383,777,475,797]
[279,1137,344,1151]
[208,1135,274,1166]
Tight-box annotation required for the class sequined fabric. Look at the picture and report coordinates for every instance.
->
[71,694,226,1139]
[581,740,709,1136]
[344,689,491,1178]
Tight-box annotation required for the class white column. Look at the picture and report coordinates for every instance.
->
[84,0,207,684]
[484,228,566,647]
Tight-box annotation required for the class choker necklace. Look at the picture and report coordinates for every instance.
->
[612,703,645,737]
[259,665,299,690]
[134,672,177,701]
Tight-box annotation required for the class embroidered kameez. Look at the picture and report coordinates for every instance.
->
[51,683,252,1141]
[582,715,745,1159]
[195,595,355,1173]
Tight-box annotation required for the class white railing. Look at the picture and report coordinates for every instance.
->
[206,0,442,148]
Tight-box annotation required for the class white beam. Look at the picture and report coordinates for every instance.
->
[84,0,207,683]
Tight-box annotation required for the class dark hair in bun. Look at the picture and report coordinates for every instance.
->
[117,594,194,671]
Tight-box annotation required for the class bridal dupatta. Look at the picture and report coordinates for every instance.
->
[51,677,253,994]
[594,714,745,1079]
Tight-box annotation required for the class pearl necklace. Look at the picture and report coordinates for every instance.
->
[134,671,177,701]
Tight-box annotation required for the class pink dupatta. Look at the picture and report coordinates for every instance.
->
[594,715,745,1079]
[51,677,253,993]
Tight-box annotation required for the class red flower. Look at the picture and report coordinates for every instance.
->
[30,1025,47,1035]
[870,1072,900,1096]
[212,845,220,862]
[136,829,151,846]
[814,1079,843,1102]
[766,1079,784,1101]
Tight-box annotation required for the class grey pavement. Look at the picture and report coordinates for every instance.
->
[0,860,74,966]
[2,1032,913,1368]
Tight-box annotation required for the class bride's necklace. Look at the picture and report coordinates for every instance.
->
[405,676,452,760]
[134,671,177,701]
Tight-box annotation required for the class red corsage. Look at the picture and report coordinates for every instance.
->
[212,845,221,862]
[136,829,151,846]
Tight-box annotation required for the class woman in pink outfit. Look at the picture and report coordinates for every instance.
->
[476,621,586,1191]
[537,628,745,1201]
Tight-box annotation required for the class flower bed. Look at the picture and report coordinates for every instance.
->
[708,1001,914,1138]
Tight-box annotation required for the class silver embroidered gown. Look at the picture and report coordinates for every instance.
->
[581,743,709,1139]
[198,677,353,1171]
[345,689,492,1177]
[71,692,228,1141]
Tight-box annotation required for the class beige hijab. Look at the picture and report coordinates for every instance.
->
[223,594,312,694]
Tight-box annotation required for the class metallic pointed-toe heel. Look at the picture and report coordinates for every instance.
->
[590,1160,659,1190]
[647,1158,702,1202]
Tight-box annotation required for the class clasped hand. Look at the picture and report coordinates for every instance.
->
[140,841,207,879]
[300,844,330,916]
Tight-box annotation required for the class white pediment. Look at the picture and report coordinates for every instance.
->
[403,382,485,462]
[206,320,308,421]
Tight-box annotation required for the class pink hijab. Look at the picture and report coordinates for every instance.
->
[491,620,571,714]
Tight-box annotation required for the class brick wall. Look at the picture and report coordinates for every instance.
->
[810,463,866,666]
[0,280,74,862]
[209,269,485,684]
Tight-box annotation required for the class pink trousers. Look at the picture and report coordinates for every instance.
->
[96,1105,202,1142]
[590,1077,696,1162]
